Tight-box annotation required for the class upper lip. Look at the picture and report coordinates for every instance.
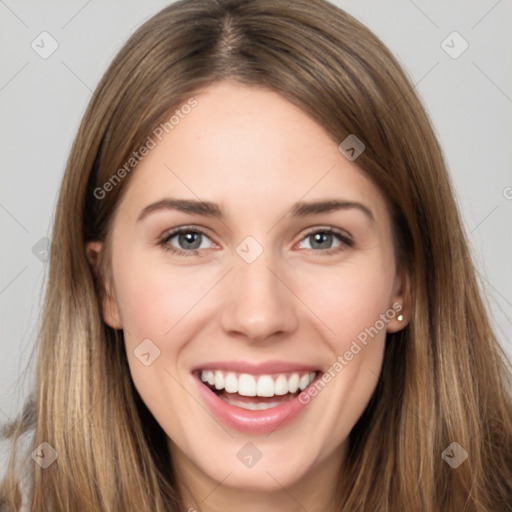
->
[191,360,321,375]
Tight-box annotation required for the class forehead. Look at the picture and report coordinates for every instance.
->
[116,80,389,224]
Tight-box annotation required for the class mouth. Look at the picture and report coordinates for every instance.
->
[193,366,321,433]
[197,369,318,410]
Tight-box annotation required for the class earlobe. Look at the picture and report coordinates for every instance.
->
[85,241,123,330]
[86,241,103,269]
[387,270,411,333]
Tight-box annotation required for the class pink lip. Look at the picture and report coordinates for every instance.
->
[193,371,320,434]
[191,360,320,375]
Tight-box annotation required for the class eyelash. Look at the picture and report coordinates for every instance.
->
[158,226,354,257]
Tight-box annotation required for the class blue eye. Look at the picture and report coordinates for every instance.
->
[298,228,353,254]
[160,227,213,257]
[159,226,353,257]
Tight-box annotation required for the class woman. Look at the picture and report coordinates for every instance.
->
[1,0,511,510]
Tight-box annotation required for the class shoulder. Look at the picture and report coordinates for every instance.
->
[0,427,34,512]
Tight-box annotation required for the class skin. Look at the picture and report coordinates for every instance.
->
[87,80,409,512]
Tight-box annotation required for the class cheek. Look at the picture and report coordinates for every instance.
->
[112,251,211,343]
[294,260,394,446]
[300,255,395,348]
[111,251,201,438]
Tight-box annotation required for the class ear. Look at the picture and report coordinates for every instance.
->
[85,241,123,330]
[386,269,411,333]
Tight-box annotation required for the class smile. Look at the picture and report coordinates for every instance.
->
[201,369,316,399]
[193,363,321,433]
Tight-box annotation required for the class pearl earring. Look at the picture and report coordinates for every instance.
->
[397,314,404,322]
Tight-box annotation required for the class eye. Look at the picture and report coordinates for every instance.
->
[159,226,214,256]
[158,226,353,257]
[297,227,353,254]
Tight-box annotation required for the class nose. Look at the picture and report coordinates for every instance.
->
[219,251,299,344]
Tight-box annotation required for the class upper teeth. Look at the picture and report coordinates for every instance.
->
[200,370,316,397]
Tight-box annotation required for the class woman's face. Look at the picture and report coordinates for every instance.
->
[88,81,407,505]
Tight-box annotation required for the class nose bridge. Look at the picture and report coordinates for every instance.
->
[219,244,298,342]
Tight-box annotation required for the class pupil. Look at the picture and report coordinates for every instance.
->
[180,232,201,250]
[311,232,331,249]
[176,232,332,251]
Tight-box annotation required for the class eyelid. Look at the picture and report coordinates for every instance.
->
[295,226,354,253]
[158,224,354,256]
[300,225,353,243]
[158,225,216,256]
[159,225,213,243]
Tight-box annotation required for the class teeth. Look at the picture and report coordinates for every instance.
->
[221,396,283,410]
[225,372,238,393]
[238,374,256,396]
[200,370,316,397]
[256,375,275,397]
[274,375,289,395]
[289,373,300,393]
[299,374,311,391]
[214,370,224,390]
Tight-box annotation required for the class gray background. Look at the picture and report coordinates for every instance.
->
[1,0,511,423]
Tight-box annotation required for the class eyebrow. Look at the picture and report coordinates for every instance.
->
[137,198,374,223]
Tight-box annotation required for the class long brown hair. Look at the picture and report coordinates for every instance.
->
[2,0,511,510]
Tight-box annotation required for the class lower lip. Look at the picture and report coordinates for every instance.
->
[194,375,314,434]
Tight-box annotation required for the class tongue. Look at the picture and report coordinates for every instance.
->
[217,390,296,404]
